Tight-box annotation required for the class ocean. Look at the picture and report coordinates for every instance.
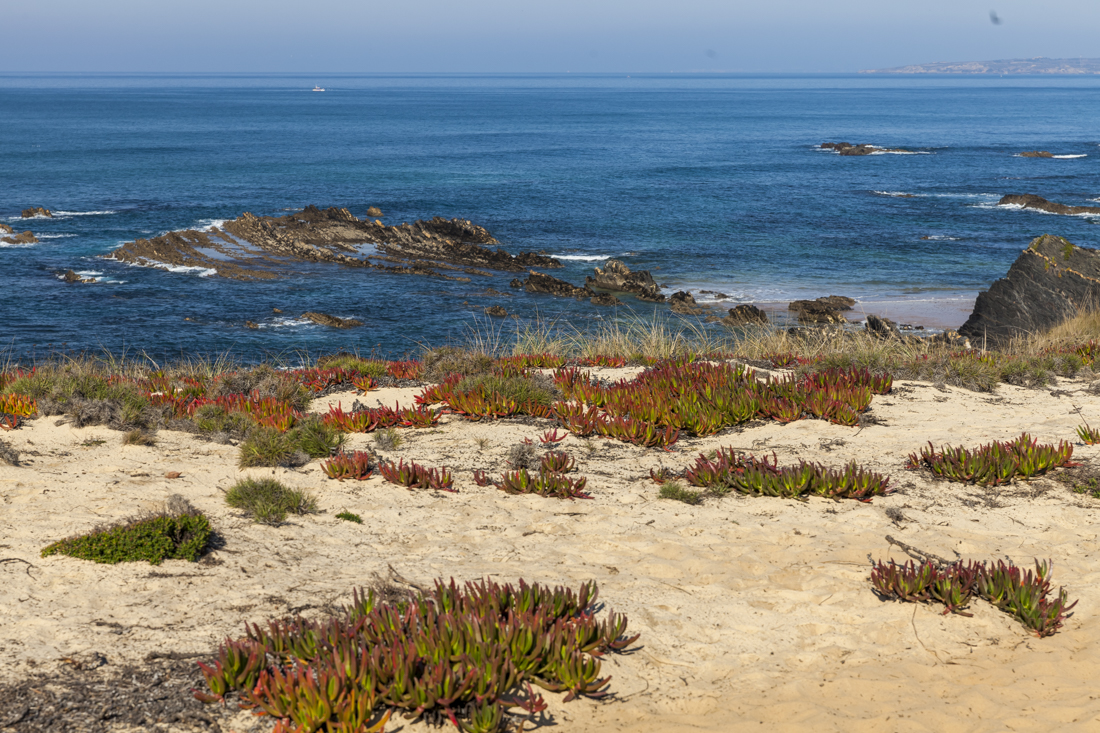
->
[2,73,1099,361]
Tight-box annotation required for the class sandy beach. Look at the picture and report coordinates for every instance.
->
[3,363,1100,732]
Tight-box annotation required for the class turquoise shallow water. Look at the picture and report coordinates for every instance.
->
[2,73,1099,359]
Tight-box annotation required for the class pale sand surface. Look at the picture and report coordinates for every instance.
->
[4,369,1100,731]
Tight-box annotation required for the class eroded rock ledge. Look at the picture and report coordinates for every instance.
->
[106,206,561,282]
[960,234,1100,344]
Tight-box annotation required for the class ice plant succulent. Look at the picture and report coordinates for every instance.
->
[908,433,1076,486]
[870,557,1076,637]
[321,451,377,481]
[380,459,456,492]
[196,578,638,732]
[684,448,891,502]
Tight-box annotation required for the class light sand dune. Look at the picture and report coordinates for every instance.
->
[3,372,1100,731]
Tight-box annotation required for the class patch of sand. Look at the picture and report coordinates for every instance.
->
[3,372,1100,731]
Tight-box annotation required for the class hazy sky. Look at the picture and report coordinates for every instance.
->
[5,0,1099,73]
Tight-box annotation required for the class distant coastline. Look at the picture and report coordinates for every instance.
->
[860,57,1100,74]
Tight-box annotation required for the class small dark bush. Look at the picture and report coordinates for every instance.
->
[335,511,363,524]
[0,438,18,466]
[225,478,317,525]
[122,429,156,446]
[41,496,211,565]
[372,427,403,451]
[420,347,497,382]
[506,442,540,470]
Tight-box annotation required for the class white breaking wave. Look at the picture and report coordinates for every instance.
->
[989,202,1100,218]
[53,210,118,216]
[871,191,915,197]
[921,235,961,241]
[196,219,230,232]
[118,258,218,277]
[163,264,218,277]
[0,240,36,248]
[1053,154,1087,159]
[869,150,931,155]
[552,253,632,262]
[36,233,77,239]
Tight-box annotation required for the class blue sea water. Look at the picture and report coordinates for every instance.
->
[2,73,1099,361]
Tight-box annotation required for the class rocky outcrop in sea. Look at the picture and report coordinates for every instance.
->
[21,207,52,218]
[584,259,665,302]
[821,142,910,156]
[959,234,1100,344]
[1,230,38,245]
[999,194,1100,216]
[106,206,561,282]
[788,295,855,324]
[1019,151,1054,158]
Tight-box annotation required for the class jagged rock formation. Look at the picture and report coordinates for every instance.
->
[865,314,901,339]
[999,194,1100,216]
[788,296,854,324]
[520,271,594,299]
[821,142,910,156]
[0,223,12,234]
[301,312,363,328]
[366,207,383,217]
[959,234,1100,344]
[1019,151,1054,158]
[107,206,560,282]
[669,291,707,315]
[584,259,665,302]
[1,230,37,245]
[21,207,51,218]
[721,304,769,327]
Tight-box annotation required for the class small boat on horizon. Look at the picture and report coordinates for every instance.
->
[312,85,325,92]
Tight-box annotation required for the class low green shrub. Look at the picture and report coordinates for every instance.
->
[658,481,703,505]
[225,477,317,525]
[335,511,363,523]
[41,496,211,564]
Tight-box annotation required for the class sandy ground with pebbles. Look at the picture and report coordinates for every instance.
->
[4,368,1100,732]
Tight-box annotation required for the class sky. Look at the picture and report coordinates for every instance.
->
[3,0,1099,73]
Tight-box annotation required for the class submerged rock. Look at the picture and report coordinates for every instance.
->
[721,304,769,327]
[590,293,623,307]
[301,311,363,328]
[1,230,37,245]
[21,207,52,218]
[366,206,383,217]
[998,194,1100,216]
[584,259,665,302]
[1019,151,1054,158]
[0,222,12,234]
[959,234,1100,344]
[483,305,508,317]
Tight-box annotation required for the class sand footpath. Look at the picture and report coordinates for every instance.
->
[3,370,1100,731]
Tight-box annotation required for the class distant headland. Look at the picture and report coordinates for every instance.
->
[860,57,1100,74]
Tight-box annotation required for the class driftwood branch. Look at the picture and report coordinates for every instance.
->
[884,535,958,568]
